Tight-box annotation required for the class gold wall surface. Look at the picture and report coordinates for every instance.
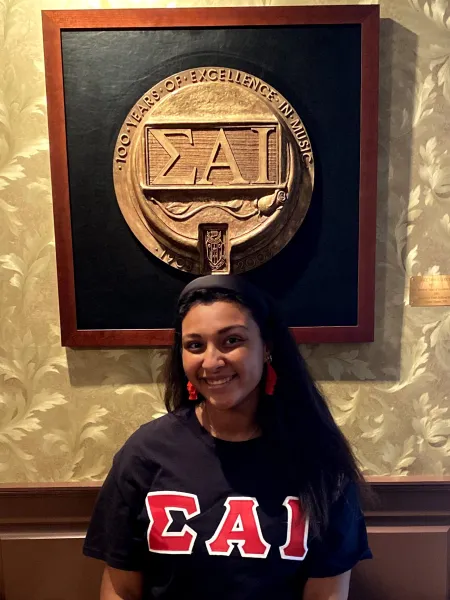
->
[1,0,450,482]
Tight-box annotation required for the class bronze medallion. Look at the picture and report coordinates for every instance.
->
[113,67,314,274]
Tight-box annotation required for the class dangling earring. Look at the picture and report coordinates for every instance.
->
[187,381,198,401]
[265,358,277,396]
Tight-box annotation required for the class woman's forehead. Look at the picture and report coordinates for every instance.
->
[182,301,254,334]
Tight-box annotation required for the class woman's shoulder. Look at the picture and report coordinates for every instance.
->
[121,410,179,451]
[114,407,193,466]
[99,412,181,502]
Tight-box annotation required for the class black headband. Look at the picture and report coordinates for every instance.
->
[178,275,271,329]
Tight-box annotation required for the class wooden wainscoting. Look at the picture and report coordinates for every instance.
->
[0,483,103,600]
[0,478,449,600]
[351,477,450,600]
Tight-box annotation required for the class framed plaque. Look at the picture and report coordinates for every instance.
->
[42,6,379,347]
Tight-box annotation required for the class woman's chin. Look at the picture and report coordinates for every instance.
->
[203,395,241,411]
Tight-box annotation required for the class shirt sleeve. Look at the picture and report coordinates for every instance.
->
[305,480,372,578]
[83,452,148,571]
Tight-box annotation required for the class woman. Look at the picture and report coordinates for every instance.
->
[84,275,372,600]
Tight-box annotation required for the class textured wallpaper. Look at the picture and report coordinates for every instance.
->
[1,0,450,482]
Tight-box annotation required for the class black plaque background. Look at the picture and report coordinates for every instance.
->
[62,25,361,330]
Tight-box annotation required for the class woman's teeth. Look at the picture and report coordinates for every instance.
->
[205,376,234,386]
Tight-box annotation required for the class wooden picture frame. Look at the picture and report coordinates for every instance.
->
[42,6,379,347]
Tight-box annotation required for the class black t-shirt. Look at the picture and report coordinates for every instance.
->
[83,407,371,599]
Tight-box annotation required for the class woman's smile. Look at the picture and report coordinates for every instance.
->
[202,374,238,388]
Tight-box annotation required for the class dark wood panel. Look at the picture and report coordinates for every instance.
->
[2,478,450,527]
[0,526,446,600]
[351,526,450,600]
[42,12,78,347]
[0,483,98,528]
[357,5,379,343]
[365,477,450,525]
[43,6,379,29]
[66,326,368,348]
[0,478,449,599]
[1,536,102,600]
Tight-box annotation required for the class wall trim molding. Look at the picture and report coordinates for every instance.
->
[1,478,449,529]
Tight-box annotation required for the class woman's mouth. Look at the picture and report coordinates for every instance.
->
[203,375,237,387]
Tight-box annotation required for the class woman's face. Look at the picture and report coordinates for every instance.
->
[181,300,266,411]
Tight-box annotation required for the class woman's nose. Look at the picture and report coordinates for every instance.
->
[201,344,225,370]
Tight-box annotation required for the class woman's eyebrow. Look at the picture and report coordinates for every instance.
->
[217,325,249,334]
[182,325,249,339]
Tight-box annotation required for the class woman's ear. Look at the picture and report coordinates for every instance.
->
[263,343,272,362]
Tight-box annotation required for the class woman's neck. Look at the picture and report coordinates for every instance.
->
[195,393,261,442]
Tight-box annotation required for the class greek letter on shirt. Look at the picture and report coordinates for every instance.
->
[145,492,309,560]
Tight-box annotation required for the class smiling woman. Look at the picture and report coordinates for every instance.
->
[83,275,372,600]
[181,300,265,437]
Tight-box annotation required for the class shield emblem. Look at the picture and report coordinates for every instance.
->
[206,230,226,270]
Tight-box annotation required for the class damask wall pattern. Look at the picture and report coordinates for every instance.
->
[1,0,450,482]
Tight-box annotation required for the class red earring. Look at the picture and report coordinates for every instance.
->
[187,381,198,401]
[265,362,277,395]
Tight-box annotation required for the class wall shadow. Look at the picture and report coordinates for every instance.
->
[297,18,417,383]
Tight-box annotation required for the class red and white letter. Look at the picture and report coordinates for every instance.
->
[206,497,270,558]
[146,491,200,554]
[279,496,309,560]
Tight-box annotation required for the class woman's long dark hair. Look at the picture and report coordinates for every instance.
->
[164,286,367,538]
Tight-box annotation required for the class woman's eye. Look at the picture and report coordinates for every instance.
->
[225,336,243,346]
[185,341,203,351]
